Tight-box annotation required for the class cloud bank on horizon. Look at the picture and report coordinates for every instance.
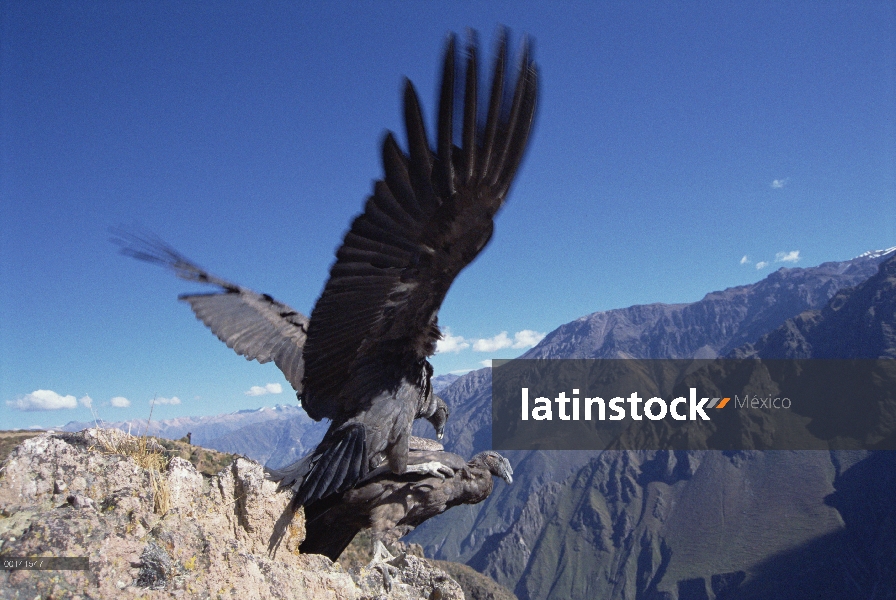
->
[740,250,801,270]
[436,328,546,355]
[5,391,188,413]
[5,325,534,416]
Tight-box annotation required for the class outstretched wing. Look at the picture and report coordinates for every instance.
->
[302,31,538,420]
[113,230,308,392]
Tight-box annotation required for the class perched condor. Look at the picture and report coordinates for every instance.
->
[116,30,538,507]
[301,442,514,561]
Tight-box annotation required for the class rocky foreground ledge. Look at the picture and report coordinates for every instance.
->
[0,429,463,599]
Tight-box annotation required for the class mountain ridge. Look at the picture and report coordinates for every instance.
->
[405,248,896,599]
[525,251,893,360]
[39,247,896,599]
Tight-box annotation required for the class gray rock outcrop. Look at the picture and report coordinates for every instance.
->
[0,428,463,600]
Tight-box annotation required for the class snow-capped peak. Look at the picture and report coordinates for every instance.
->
[854,246,896,259]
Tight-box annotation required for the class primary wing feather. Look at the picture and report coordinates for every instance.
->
[113,230,309,392]
[302,31,538,420]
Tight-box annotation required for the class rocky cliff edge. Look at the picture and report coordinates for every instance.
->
[0,428,462,600]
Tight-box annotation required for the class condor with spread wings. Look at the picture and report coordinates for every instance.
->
[117,31,538,507]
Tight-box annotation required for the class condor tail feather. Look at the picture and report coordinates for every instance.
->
[284,423,367,508]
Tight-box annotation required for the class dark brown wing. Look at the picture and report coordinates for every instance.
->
[113,230,308,392]
[302,31,538,420]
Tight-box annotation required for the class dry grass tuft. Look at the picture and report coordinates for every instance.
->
[89,398,171,514]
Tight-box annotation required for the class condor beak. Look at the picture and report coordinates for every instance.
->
[502,457,514,484]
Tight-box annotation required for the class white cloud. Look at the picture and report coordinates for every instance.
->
[473,332,513,352]
[7,389,78,411]
[78,395,93,408]
[771,178,789,189]
[245,383,283,396]
[436,328,470,354]
[740,255,750,265]
[480,359,493,368]
[512,330,546,349]
[755,261,769,270]
[775,250,800,263]
[471,330,546,352]
[438,328,546,354]
[110,396,131,408]
[154,396,181,405]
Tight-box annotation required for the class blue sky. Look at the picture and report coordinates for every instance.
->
[2,1,894,430]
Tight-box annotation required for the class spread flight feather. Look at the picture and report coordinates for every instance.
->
[115,29,537,508]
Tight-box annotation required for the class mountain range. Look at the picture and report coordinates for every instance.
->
[405,248,896,599]
[60,248,896,598]
[59,370,463,468]
[61,404,327,469]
